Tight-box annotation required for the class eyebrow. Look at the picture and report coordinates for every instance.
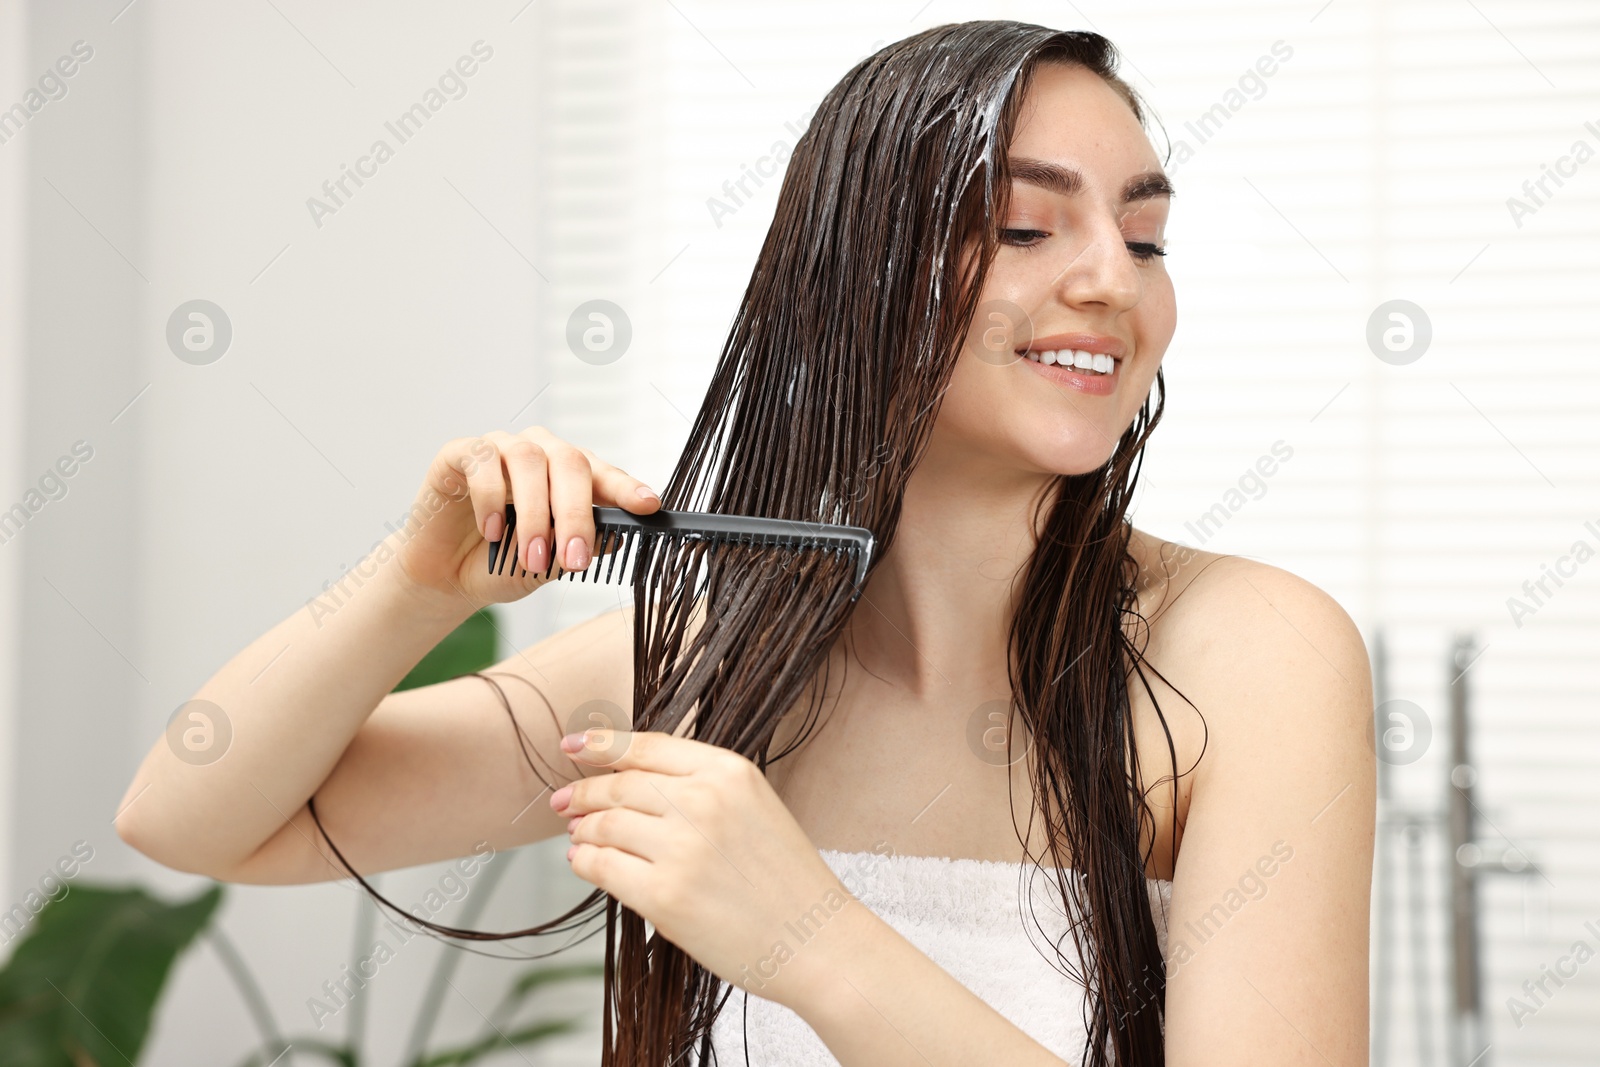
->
[1009,156,1176,202]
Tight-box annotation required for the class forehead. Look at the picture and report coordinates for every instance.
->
[1008,62,1161,175]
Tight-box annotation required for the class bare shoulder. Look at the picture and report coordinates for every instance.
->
[1125,550,1377,1054]
[1124,527,1373,769]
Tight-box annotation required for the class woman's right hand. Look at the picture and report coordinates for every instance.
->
[392,427,662,609]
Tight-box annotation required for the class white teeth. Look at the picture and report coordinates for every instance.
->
[1019,348,1119,375]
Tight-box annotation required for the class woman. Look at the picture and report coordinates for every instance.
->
[117,21,1375,1067]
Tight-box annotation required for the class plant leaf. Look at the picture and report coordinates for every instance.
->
[0,883,223,1067]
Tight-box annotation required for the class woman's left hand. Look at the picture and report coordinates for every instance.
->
[550,729,857,1011]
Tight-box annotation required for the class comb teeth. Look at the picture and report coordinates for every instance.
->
[490,504,875,602]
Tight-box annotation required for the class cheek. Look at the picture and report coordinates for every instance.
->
[938,349,999,427]
[1126,276,1176,394]
[1141,271,1177,350]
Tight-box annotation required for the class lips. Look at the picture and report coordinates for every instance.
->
[1014,333,1126,396]
[1015,333,1126,377]
[1020,353,1118,395]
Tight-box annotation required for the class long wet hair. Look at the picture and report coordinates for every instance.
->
[312,19,1187,1066]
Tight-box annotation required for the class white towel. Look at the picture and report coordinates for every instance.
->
[702,849,1173,1066]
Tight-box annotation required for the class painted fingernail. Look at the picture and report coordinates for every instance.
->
[636,485,658,500]
[560,732,587,753]
[566,537,589,570]
[550,785,572,811]
[530,535,548,573]
[484,511,504,541]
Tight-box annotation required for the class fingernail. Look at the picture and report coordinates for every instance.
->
[530,535,548,573]
[636,485,658,500]
[560,731,590,753]
[567,816,580,834]
[484,511,504,541]
[566,844,576,861]
[550,785,572,811]
[566,537,589,570]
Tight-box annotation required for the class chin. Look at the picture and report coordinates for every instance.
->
[1016,432,1120,478]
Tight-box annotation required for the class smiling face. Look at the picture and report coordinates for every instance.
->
[934,61,1176,476]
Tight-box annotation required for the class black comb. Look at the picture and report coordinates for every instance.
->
[488,503,876,604]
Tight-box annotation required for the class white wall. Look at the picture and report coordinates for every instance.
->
[5,1,636,1063]
[9,0,152,984]
[131,1,654,1061]
[0,0,27,908]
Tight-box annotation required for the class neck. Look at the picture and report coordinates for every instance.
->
[840,430,1058,699]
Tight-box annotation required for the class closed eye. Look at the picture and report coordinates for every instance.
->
[998,228,1050,248]
[1000,228,1167,263]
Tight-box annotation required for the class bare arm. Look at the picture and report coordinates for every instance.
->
[115,428,660,883]
[1156,558,1376,1065]
[116,543,474,881]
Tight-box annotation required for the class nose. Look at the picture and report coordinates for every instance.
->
[1049,213,1142,314]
